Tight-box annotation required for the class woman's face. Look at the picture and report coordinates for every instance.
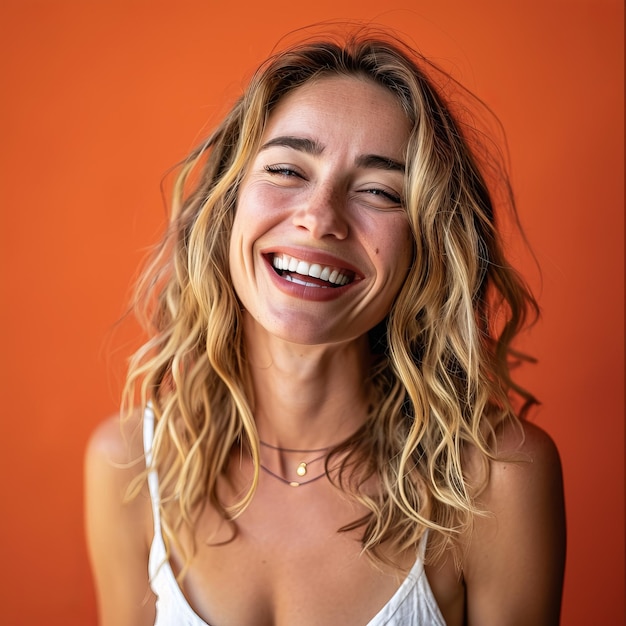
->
[229,75,414,346]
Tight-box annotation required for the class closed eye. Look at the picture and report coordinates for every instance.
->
[359,188,403,206]
[264,164,304,179]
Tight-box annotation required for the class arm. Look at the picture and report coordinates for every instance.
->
[463,420,566,626]
[85,413,156,626]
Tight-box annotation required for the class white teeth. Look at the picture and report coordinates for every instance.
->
[308,263,322,279]
[271,253,352,286]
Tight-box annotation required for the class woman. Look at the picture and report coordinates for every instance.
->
[86,29,566,625]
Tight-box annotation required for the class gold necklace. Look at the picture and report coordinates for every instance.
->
[259,440,330,486]
[259,463,327,487]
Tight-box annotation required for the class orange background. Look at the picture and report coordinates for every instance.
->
[0,1,623,624]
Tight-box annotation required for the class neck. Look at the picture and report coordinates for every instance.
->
[242,314,373,450]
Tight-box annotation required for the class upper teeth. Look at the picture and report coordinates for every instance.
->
[272,253,352,286]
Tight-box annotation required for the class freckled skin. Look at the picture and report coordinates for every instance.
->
[229,76,414,347]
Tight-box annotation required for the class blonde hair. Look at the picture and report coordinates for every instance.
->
[124,27,538,571]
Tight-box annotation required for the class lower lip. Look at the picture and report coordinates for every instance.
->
[264,257,356,302]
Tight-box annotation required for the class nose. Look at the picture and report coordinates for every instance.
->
[292,184,349,240]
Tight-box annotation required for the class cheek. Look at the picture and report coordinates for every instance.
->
[228,198,257,296]
[228,185,283,302]
[229,186,268,255]
[379,222,414,299]
[397,226,415,269]
[372,217,413,266]
[238,179,293,215]
[232,184,291,251]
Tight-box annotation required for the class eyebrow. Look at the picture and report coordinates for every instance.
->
[261,136,324,155]
[260,135,405,173]
[355,154,405,173]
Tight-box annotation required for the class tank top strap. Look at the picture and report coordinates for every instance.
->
[143,404,162,538]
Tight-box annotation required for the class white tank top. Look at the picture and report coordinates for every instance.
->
[144,407,447,625]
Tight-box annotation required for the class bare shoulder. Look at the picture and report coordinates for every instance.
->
[85,410,150,527]
[86,408,145,467]
[501,417,562,463]
[85,409,156,626]
[463,419,566,626]
[489,418,564,500]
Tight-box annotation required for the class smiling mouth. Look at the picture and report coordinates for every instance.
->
[270,253,355,288]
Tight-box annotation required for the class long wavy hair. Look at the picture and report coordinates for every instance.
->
[124,27,538,572]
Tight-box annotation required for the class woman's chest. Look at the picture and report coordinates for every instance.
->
[168,488,417,626]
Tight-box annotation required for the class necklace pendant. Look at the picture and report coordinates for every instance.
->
[296,462,307,477]
[289,481,300,487]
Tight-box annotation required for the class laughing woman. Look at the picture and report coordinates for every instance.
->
[86,29,566,626]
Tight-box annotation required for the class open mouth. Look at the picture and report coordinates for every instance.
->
[270,253,356,288]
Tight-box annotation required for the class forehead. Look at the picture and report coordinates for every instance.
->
[262,75,411,157]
